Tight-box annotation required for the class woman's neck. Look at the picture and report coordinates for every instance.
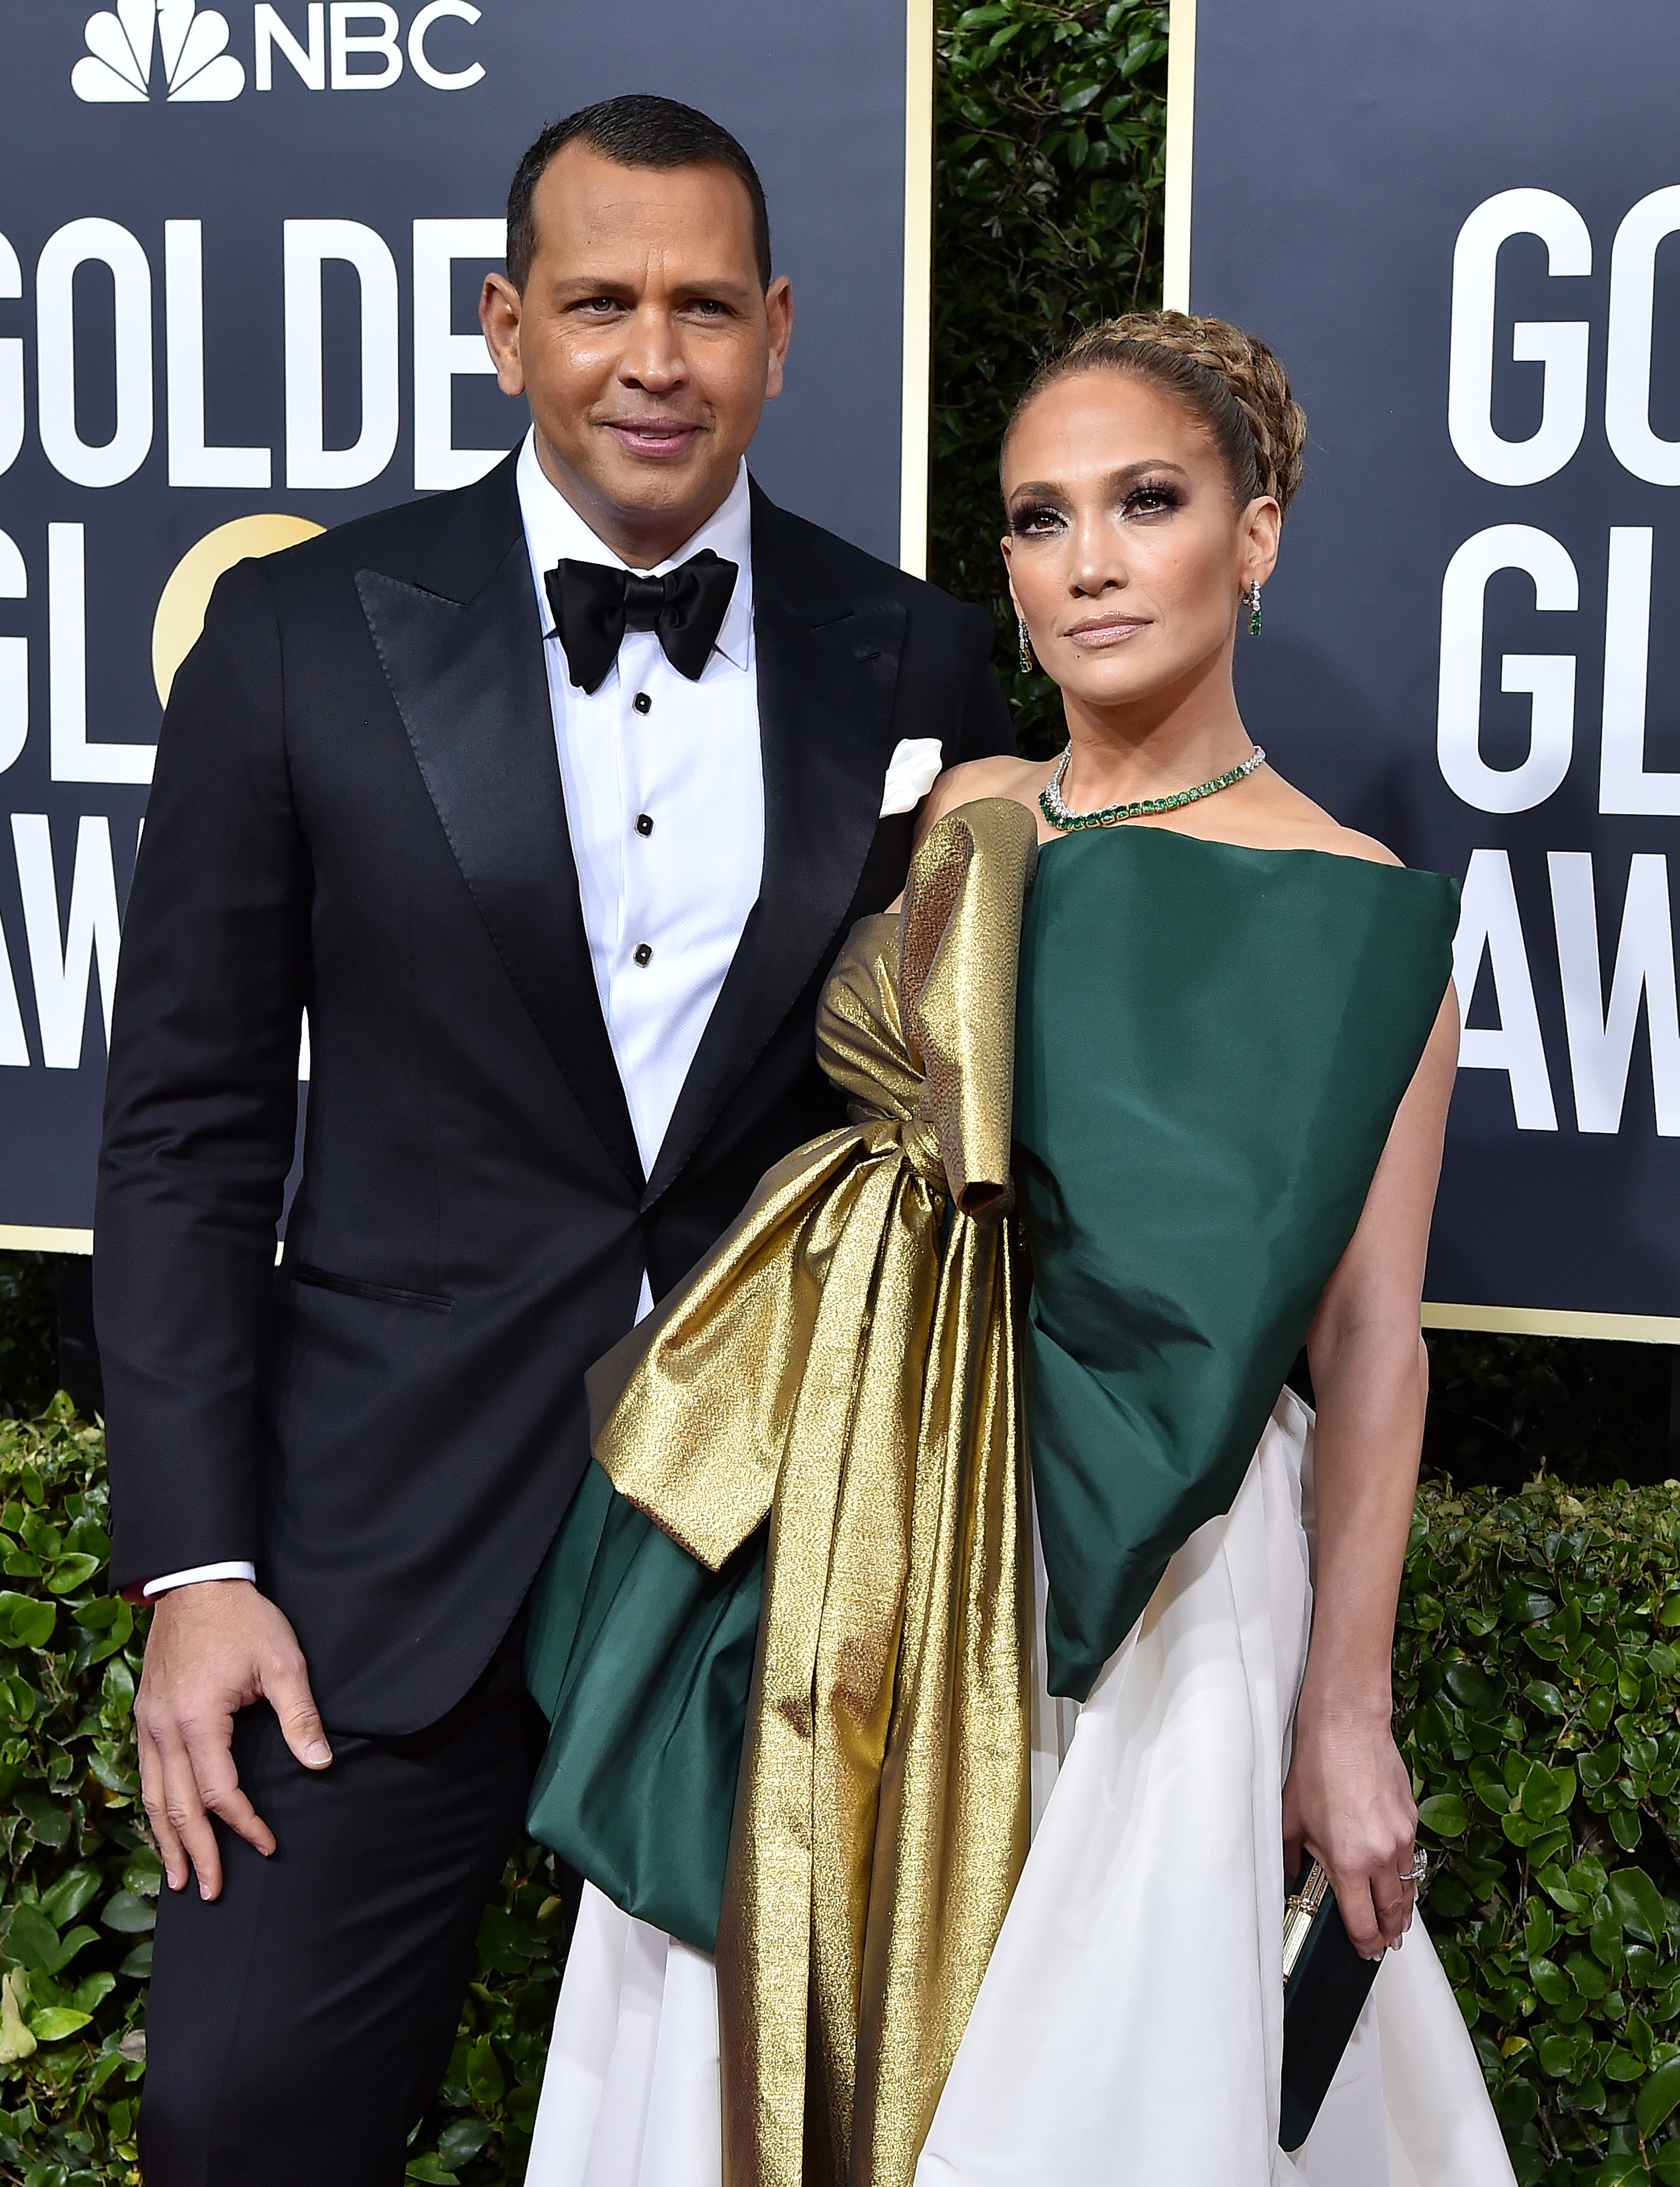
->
[1056,653,1255,809]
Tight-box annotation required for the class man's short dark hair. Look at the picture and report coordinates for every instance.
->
[506,94,772,294]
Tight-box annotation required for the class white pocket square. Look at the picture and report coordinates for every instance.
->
[879,737,944,818]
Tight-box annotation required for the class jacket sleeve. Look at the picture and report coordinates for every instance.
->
[951,602,1017,763]
[95,555,309,1594]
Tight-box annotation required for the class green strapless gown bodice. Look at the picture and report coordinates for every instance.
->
[1014,826,1457,1697]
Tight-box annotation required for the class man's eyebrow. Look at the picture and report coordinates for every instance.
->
[547,274,759,301]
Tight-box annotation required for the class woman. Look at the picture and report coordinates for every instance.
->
[522,312,1516,2186]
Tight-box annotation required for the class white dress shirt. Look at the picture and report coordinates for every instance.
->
[146,437,946,1597]
[515,429,764,1178]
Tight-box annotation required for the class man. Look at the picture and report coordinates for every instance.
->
[95,94,1011,2184]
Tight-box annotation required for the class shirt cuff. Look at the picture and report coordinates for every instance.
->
[141,1562,258,1598]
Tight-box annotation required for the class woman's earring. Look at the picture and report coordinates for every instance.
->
[1245,581,1263,638]
[1018,614,1035,673]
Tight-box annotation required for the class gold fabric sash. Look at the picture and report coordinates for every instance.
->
[587,799,1038,2187]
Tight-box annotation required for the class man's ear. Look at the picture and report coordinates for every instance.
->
[480,272,527,399]
[763,276,794,400]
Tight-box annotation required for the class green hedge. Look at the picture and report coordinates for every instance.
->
[0,1405,562,2187]
[0,1406,148,2186]
[1400,1476,1680,2185]
[8,1404,1680,2185]
[932,0,1169,755]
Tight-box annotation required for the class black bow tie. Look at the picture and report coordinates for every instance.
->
[545,549,739,695]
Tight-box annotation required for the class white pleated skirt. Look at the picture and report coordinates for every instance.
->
[526,1390,1515,2187]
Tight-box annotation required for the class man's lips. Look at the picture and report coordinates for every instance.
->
[604,418,702,459]
[1064,615,1149,648]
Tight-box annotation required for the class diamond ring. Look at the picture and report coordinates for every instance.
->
[1403,1850,1428,1886]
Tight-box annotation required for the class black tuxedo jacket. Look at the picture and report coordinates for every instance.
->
[95,453,1012,1733]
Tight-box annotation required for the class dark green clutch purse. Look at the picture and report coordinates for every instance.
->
[1279,1860,1381,2152]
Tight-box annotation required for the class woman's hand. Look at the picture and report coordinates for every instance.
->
[1282,1703,1418,1959]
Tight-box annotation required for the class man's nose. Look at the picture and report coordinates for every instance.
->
[618,307,686,393]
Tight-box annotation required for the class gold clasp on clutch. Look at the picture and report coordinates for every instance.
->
[1282,1862,1332,1987]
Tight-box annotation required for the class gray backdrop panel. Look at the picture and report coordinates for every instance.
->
[0,0,912,1232]
[1188,0,1680,1320]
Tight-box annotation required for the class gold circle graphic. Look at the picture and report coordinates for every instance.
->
[152,514,325,708]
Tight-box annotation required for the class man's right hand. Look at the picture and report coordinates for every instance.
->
[135,1579,332,1900]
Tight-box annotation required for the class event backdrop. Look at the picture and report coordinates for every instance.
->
[1171,0,1680,1338]
[0,0,931,1244]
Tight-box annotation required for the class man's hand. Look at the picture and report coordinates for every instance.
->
[135,1579,332,1901]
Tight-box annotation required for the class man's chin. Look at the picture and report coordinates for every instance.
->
[587,454,730,524]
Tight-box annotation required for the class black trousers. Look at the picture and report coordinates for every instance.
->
[139,1628,548,2186]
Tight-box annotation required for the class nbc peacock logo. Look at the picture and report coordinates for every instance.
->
[72,0,246,102]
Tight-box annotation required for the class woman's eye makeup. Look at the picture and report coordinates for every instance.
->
[1008,501,1066,538]
[1008,477,1185,536]
[1121,477,1184,516]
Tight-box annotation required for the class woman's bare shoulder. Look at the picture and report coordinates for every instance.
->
[915,755,1043,836]
[1236,768,1404,868]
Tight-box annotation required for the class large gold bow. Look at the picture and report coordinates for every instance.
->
[588,799,1038,2187]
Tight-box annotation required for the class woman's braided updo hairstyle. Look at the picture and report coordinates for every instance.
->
[1004,309,1308,518]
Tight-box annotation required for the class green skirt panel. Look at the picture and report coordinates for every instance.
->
[524,1461,763,1953]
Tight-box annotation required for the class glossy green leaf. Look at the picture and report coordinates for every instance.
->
[1568,1953,1610,2000]
[1638,2055,1680,2136]
[436,2119,493,2167]
[1502,1583,1557,1624]
[27,2005,91,2042]
[1522,1678,1566,1715]
[1522,1763,1575,1822]
[1611,1868,1668,1945]
[45,1554,101,1596]
[0,1590,55,1649]
[1493,2075,1539,2124]
[121,1846,163,1900]
[70,1970,116,2014]
[1445,1662,1503,1712]
[99,1891,156,1935]
[3,1903,62,1974]
[1417,1793,1468,1837]
[39,1861,103,1927]
[1537,1863,1586,1914]
[466,2033,505,2108]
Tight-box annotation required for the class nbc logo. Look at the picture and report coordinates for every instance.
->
[73,0,244,101]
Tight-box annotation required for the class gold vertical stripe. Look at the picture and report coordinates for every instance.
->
[900,0,936,577]
[1162,0,1197,311]
[594,804,1039,2187]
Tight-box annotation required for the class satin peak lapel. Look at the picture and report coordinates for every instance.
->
[357,539,643,1191]
[644,548,906,1202]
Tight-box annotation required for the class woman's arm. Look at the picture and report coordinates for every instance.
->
[1282,983,1459,1958]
